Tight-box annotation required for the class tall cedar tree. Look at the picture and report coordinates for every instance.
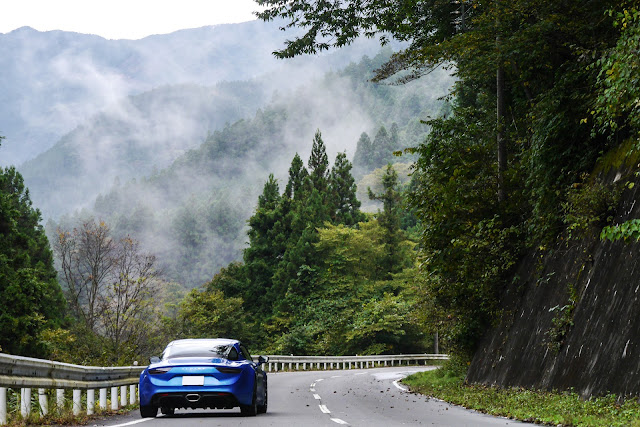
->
[329,152,364,226]
[353,132,373,176]
[308,130,330,194]
[243,174,284,317]
[284,153,309,200]
[0,162,66,357]
[368,164,403,277]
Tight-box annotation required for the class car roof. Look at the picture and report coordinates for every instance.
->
[166,338,239,348]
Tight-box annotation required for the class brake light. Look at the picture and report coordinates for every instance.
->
[217,367,241,374]
[148,367,172,375]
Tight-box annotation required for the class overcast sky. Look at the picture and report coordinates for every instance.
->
[0,0,264,40]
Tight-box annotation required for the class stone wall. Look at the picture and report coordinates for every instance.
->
[467,170,640,398]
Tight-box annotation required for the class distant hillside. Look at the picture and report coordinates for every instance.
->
[47,49,452,287]
[0,20,389,166]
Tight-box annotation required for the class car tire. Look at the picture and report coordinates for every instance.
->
[140,405,158,418]
[257,386,267,414]
[160,407,175,416]
[240,388,258,416]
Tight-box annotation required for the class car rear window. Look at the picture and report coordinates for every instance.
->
[163,343,233,359]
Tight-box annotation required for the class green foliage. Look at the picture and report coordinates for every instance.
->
[544,285,578,354]
[185,130,432,355]
[403,369,640,426]
[562,174,621,240]
[592,6,640,138]
[601,219,640,242]
[174,289,248,341]
[0,166,66,357]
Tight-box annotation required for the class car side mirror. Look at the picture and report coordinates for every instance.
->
[149,356,161,364]
[258,355,269,365]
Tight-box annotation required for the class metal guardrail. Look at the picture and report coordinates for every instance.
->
[257,353,449,372]
[0,353,143,424]
[0,352,448,424]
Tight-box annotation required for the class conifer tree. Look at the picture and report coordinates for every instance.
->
[308,129,329,194]
[368,164,404,276]
[0,164,66,357]
[243,174,283,316]
[329,152,364,226]
[284,153,309,200]
[353,132,373,176]
[372,126,394,168]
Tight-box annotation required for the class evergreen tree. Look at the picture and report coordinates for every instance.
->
[284,153,309,200]
[308,130,329,194]
[329,152,364,226]
[372,126,396,168]
[0,164,66,357]
[243,174,284,316]
[353,132,373,176]
[368,164,404,276]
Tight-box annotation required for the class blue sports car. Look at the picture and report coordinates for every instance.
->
[139,338,268,417]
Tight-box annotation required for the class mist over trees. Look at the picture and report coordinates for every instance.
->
[41,48,450,289]
[184,132,429,355]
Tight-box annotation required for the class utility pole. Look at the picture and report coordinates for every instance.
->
[496,1,506,203]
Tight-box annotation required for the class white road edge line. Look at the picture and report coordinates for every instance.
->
[314,393,322,400]
[108,418,155,427]
[319,404,331,414]
[331,418,349,425]
[393,379,409,392]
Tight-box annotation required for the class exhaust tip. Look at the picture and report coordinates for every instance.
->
[185,394,201,402]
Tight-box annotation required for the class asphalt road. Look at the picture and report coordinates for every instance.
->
[91,367,525,427]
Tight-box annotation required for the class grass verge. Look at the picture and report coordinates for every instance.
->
[402,366,640,426]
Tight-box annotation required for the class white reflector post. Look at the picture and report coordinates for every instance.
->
[87,389,95,415]
[0,387,7,425]
[111,387,118,410]
[21,388,31,418]
[38,388,48,416]
[72,389,81,415]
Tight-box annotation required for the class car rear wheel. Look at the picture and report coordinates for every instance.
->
[140,404,158,418]
[257,386,267,414]
[240,388,257,416]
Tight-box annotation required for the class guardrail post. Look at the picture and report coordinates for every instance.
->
[129,385,136,405]
[303,362,306,370]
[21,388,31,418]
[56,389,64,412]
[72,389,81,415]
[111,387,118,410]
[87,389,95,415]
[0,387,7,425]
[38,388,48,416]
[120,386,127,407]
[99,388,107,410]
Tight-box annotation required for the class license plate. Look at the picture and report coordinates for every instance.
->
[182,375,205,386]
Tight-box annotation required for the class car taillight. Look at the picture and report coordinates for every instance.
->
[148,367,172,375]
[217,367,241,374]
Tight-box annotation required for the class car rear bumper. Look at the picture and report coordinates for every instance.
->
[151,391,240,409]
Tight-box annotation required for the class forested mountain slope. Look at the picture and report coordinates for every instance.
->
[48,50,452,287]
[0,20,388,166]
